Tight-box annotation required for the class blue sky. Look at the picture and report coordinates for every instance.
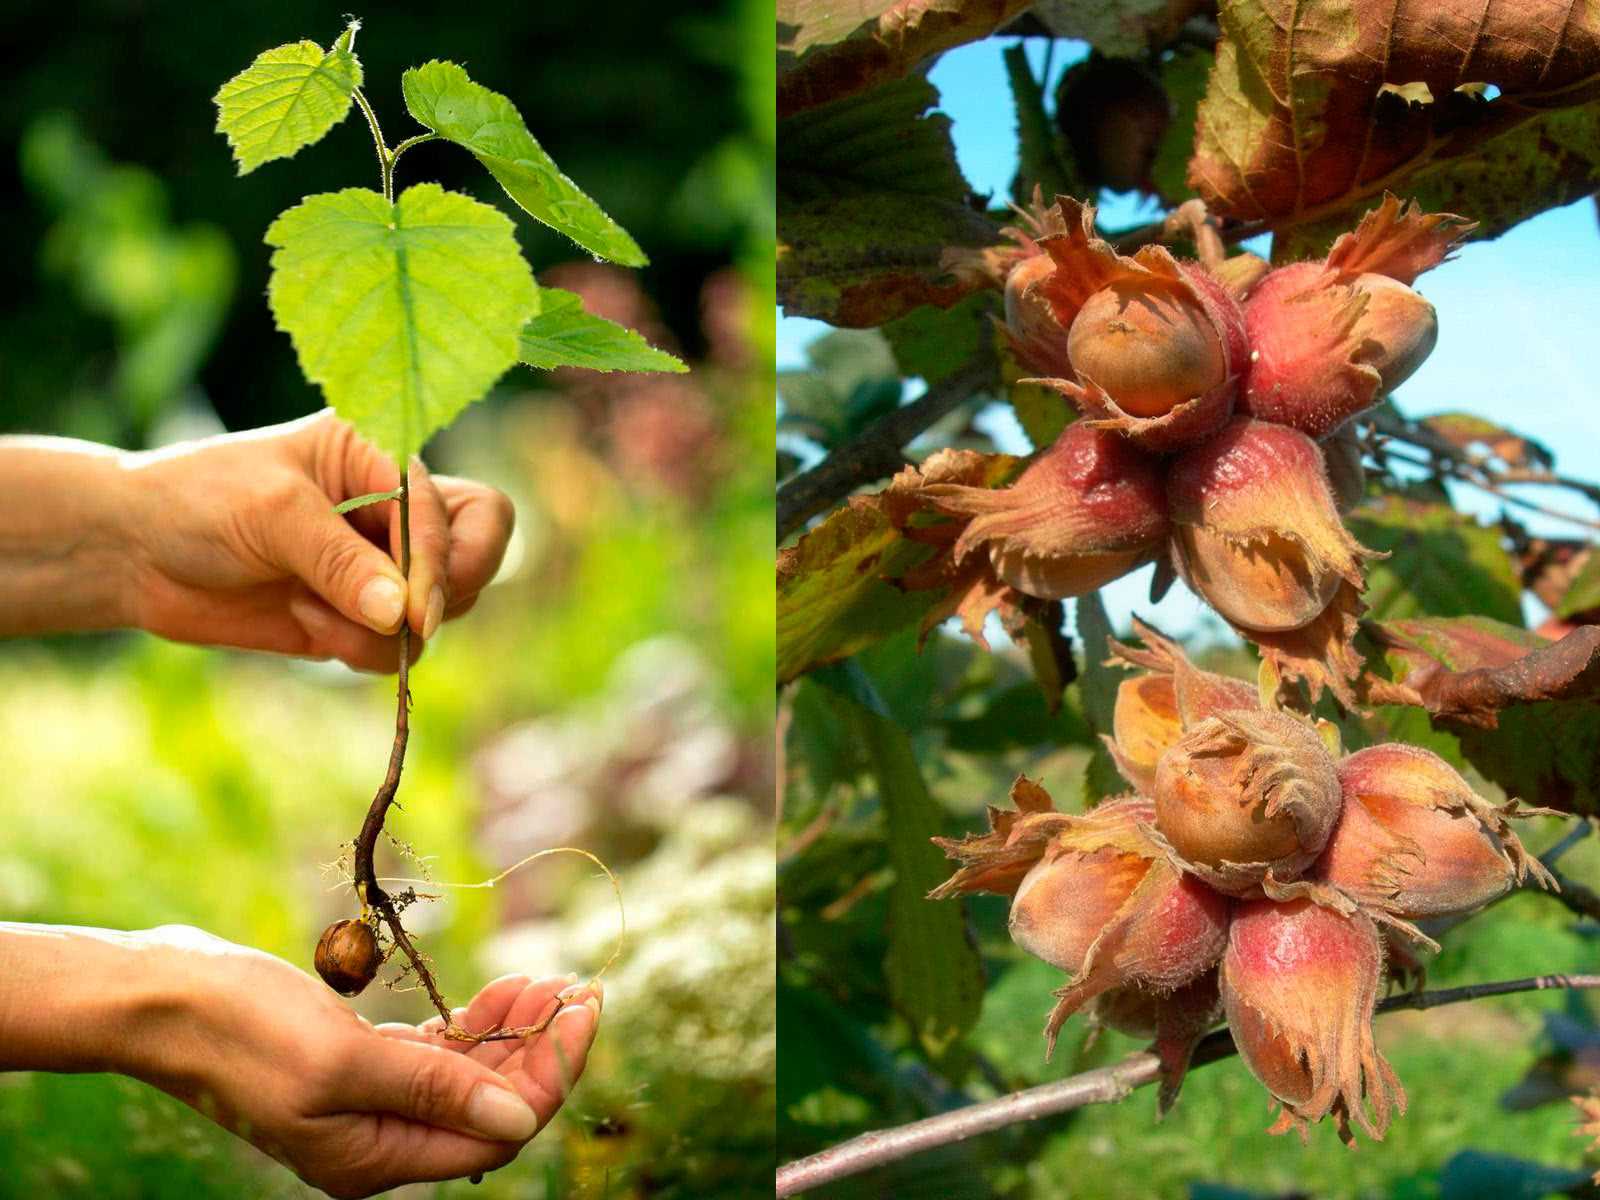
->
[780,38,1600,641]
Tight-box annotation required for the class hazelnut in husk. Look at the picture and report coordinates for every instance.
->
[315,918,380,996]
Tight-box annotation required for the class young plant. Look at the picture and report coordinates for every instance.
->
[214,18,683,1038]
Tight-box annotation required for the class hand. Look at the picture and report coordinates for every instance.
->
[121,410,514,671]
[133,927,599,1199]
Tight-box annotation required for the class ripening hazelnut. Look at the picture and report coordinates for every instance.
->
[1152,710,1341,895]
[1004,253,1075,376]
[315,918,380,996]
[1067,281,1226,419]
[1315,743,1555,918]
[919,422,1168,600]
[1222,896,1404,1143]
[1168,418,1375,634]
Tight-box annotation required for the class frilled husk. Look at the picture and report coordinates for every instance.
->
[1006,199,1246,452]
[1241,195,1468,438]
[1151,709,1342,896]
[1105,618,1258,794]
[917,422,1168,600]
[1316,743,1557,919]
[1222,894,1405,1144]
[1168,418,1379,703]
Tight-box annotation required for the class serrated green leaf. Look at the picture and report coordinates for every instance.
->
[517,287,685,374]
[1347,495,1522,625]
[332,489,401,515]
[401,60,645,267]
[213,37,362,174]
[817,661,985,1059]
[265,184,538,462]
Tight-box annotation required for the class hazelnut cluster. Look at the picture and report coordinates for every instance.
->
[931,622,1554,1143]
[899,195,1471,701]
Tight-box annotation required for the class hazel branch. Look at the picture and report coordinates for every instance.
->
[774,972,1600,1197]
[776,339,996,544]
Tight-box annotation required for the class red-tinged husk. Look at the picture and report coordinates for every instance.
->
[1168,419,1380,676]
[1092,971,1223,1115]
[1241,195,1470,439]
[1317,743,1557,918]
[1222,895,1404,1144]
[917,422,1168,600]
[1246,578,1369,707]
[878,447,1031,648]
[1575,1093,1600,1184]
[1152,710,1342,896]
[1004,252,1075,376]
[1042,855,1229,1057]
[1006,199,1245,452]
[1323,193,1473,287]
[1105,618,1258,794]
[928,777,1228,1062]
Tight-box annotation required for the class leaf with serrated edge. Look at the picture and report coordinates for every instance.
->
[214,35,362,174]
[401,60,645,267]
[518,288,685,374]
[266,184,538,462]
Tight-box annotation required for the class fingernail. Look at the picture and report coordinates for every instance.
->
[587,979,604,1014]
[557,983,585,1003]
[424,585,445,640]
[358,576,405,632]
[466,1083,539,1141]
[555,1001,597,1038]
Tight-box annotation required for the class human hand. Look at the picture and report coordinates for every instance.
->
[132,927,599,1199]
[120,410,514,670]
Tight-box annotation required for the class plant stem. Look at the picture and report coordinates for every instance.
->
[351,88,393,203]
[776,339,996,543]
[774,972,1600,1196]
[347,470,453,1026]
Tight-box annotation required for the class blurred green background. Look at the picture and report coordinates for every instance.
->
[0,1,775,1197]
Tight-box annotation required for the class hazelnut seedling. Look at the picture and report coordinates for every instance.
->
[214,18,680,1038]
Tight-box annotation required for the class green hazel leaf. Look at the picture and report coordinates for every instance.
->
[265,183,539,463]
[333,489,401,515]
[518,287,686,374]
[213,37,363,174]
[401,60,646,267]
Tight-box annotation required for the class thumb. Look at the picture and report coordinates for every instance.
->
[270,491,409,634]
[349,1039,540,1142]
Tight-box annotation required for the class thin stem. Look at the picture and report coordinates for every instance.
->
[351,88,393,203]
[776,339,996,543]
[387,132,439,190]
[348,469,455,1026]
[774,972,1600,1196]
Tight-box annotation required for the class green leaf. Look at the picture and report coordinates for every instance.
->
[1073,591,1130,803]
[819,662,985,1059]
[213,34,362,174]
[1347,495,1522,625]
[881,293,990,387]
[777,452,1022,682]
[401,61,645,267]
[265,184,538,462]
[779,72,997,327]
[1002,43,1080,205]
[1149,46,1211,204]
[517,288,685,374]
[332,489,401,515]
[1559,551,1600,618]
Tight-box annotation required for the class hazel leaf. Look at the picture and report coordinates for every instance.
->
[401,60,645,267]
[265,184,539,463]
[213,34,362,174]
[518,288,686,374]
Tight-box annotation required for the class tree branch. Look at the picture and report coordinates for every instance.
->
[775,973,1600,1197]
[776,343,996,544]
